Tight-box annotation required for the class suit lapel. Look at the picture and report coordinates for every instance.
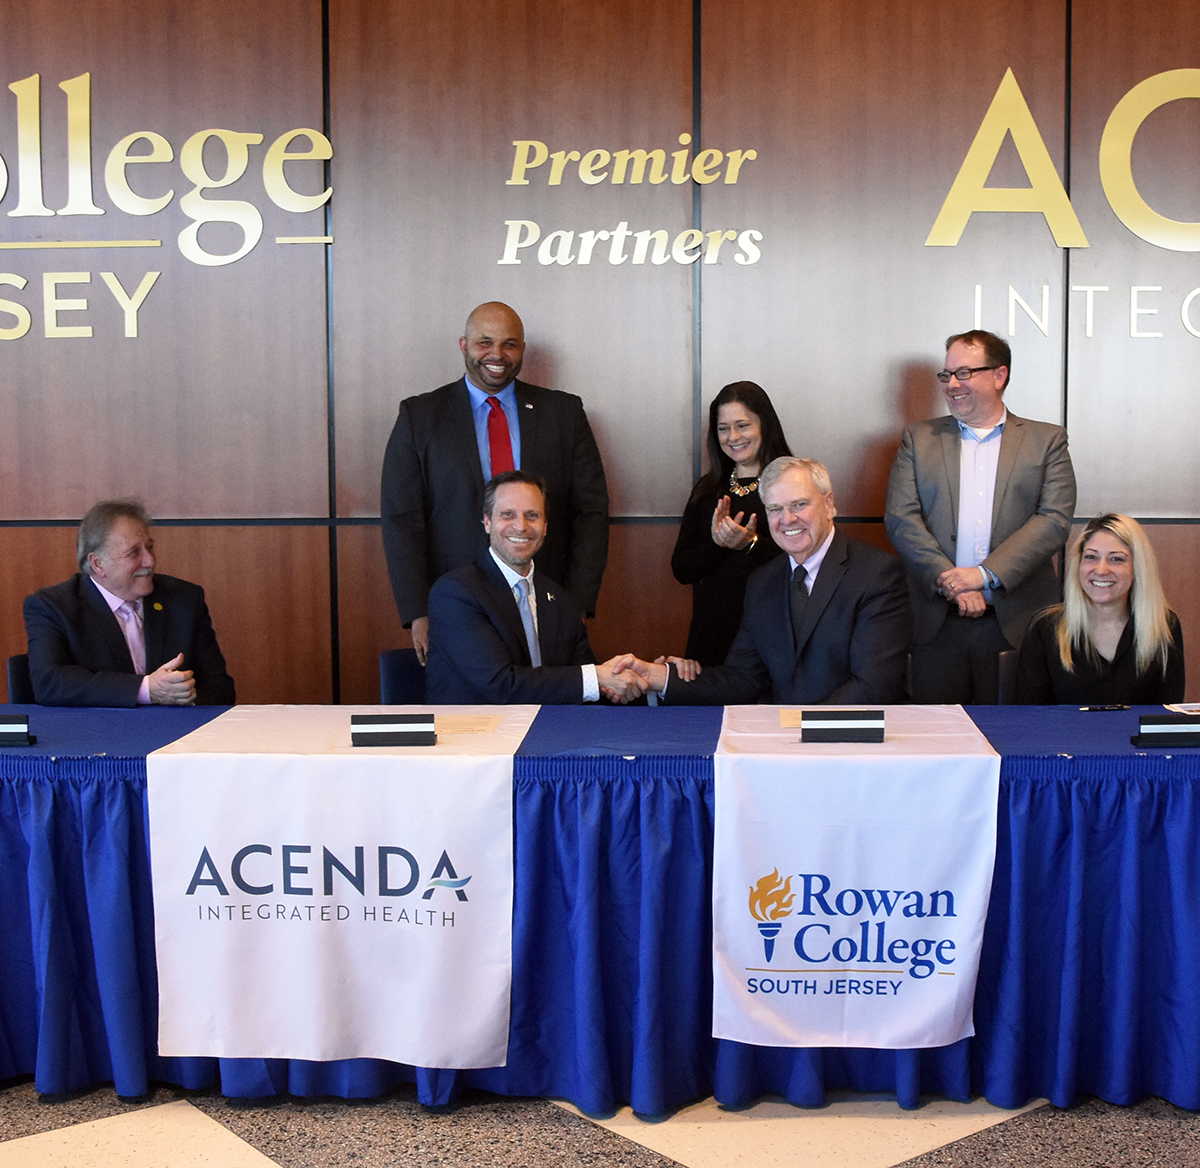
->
[83,578,136,671]
[793,530,847,658]
[453,378,488,493]
[937,417,962,533]
[991,413,1025,529]
[480,555,531,665]
[514,381,537,469]
[143,593,168,672]
[533,576,559,659]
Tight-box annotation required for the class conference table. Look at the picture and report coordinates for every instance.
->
[1,702,1198,1114]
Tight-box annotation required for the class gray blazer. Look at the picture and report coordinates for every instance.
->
[884,411,1076,647]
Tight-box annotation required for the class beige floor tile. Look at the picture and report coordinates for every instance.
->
[556,1094,1045,1168]
[0,1099,279,1168]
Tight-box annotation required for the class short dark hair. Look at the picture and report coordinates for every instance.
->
[695,381,793,500]
[482,470,547,520]
[78,499,151,574]
[945,329,1011,387]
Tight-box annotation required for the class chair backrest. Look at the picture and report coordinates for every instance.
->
[7,654,35,704]
[379,648,426,705]
[997,648,1018,706]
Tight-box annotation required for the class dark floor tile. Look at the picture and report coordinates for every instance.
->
[897,1096,1200,1168]
[0,1079,682,1168]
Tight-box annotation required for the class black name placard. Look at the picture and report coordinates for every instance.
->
[1131,713,1200,749]
[0,713,35,746]
[351,713,436,747]
[801,709,885,744]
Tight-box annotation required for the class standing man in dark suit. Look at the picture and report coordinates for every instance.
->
[426,471,641,705]
[625,458,911,704]
[885,330,1076,703]
[23,500,235,707]
[382,302,609,665]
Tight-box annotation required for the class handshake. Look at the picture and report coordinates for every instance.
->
[595,654,702,705]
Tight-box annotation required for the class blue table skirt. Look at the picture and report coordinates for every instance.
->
[4,705,1200,1112]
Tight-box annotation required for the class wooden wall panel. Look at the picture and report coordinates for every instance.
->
[329,0,696,519]
[589,523,693,665]
[150,526,332,704]
[1066,1,1200,517]
[1,524,332,704]
[0,0,329,518]
[337,524,408,704]
[701,0,1069,518]
[0,527,79,701]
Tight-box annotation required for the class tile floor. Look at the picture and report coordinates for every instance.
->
[2,1077,1199,1168]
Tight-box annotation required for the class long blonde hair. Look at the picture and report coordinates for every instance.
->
[1053,514,1175,676]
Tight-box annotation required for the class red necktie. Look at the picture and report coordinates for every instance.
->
[487,396,515,475]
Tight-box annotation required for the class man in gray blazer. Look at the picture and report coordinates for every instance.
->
[382,302,609,665]
[885,330,1076,703]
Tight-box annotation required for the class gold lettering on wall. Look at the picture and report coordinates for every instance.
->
[1100,69,1200,252]
[926,68,1088,248]
[507,138,757,185]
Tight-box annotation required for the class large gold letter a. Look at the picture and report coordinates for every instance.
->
[926,68,1088,248]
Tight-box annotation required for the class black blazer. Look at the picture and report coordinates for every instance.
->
[425,554,595,704]
[667,529,912,705]
[23,573,236,707]
[381,377,609,623]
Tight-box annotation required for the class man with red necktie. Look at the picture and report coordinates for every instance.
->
[382,302,609,665]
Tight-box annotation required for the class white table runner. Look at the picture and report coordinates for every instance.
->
[148,704,537,1068]
[713,705,1000,1049]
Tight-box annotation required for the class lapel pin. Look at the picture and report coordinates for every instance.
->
[524,402,533,408]
[153,602,163,610]
[546,593,554,601]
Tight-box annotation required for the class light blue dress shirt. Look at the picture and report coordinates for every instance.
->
[954,412,1006,597]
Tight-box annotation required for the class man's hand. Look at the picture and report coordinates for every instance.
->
[597,654,648,703]
[954,590,987,617]
[411,616,430,666]
[936,566,988,600]
[711,495,758,550]
[611,656,669,694]
[148,653,197,705]
[655,654,701,682]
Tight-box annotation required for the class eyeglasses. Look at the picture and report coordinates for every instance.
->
[936,366,997,384]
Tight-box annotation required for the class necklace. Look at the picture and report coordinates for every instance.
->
[729,469,759,497]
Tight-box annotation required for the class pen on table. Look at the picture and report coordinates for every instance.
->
[1079,704,1129,711]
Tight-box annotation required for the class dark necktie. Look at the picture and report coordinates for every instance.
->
[790,565,809,637]
[487,396,515,475]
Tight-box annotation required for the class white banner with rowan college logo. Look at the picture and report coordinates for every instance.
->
[148,705,536,1068]
[713,705,1000,1050]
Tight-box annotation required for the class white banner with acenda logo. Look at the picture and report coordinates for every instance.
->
[148,704,535,1069]
[713,705,1000,1050]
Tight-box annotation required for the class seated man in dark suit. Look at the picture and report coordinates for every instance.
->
[23,500,235,707]
[626,458,912,704]
[426,471,642,705]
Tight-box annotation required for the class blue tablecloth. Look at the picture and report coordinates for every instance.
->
[2,703,1199,1112]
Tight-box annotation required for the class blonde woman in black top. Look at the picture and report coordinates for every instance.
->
[1017,513,1184,704]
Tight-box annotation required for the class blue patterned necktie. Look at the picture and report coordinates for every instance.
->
[516,576,541,667]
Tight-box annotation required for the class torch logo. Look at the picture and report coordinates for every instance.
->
[748,868,795,962]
